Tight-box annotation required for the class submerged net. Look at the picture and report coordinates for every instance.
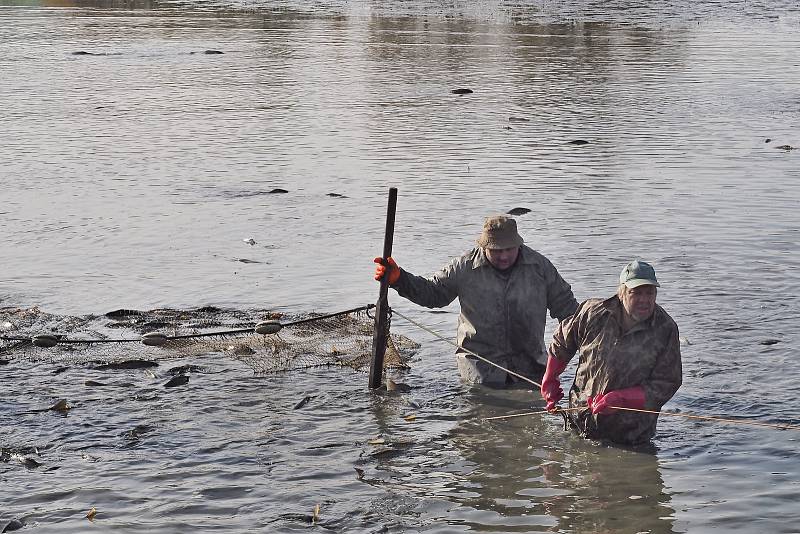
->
[0,304,417,373]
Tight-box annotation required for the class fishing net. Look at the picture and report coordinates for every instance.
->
[0,304,417,373]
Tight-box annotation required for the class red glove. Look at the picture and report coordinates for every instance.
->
[374,256,401,285]
[588,385,646,415]
[540,355,568,411]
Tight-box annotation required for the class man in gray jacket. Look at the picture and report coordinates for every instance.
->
[374,215,578,387]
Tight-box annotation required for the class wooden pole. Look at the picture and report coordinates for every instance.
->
[369,187,398,389]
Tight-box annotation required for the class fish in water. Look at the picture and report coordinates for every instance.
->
[451,88,473,94]
[26,399,70,414]
[508,116,530,122]
[776,145,795,150]
[2,519,25,532]
[166,364,205,375]
[50,399,70,413]
[96,360,158,370]
[385,378,412,393]
[14,455,43,469]
[327,193,347,198]
[164,375,189,388]
[569,139,589,145]
[71,51,122,56]
[293,395,315,409]
[84,380,107,387]
[268,188,289,194]
[507,207,531,216]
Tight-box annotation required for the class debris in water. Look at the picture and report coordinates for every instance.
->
[86,507,97,521]
[679,336,692,346]
[508,116,530,122]
[354,467,365,480]
[243,238,257,246]
[404,414,417,422]
[776,145,795,150]
[84,380,107,387]
[451,88,473,94]
[312,504,320,524]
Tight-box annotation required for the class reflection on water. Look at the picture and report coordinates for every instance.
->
[1,0,800,532]
[427,389,677,533]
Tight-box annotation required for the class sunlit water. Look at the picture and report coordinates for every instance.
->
[1,1,799,532]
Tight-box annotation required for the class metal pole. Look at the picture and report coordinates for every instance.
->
[369,187,398,389]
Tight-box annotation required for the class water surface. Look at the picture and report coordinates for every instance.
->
[1,1,799,532]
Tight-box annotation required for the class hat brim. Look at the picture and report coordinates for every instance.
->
[624,279,660,289]
[476,235,524,249]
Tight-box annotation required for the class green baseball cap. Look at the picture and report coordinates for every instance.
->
[619,260,660,288]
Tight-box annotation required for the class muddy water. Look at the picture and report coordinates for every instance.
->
[1,1,799,532]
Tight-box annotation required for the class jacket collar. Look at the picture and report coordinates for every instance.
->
[602,294,661,330]
[472,245,534,270]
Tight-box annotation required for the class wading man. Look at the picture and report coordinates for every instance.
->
[374,215,578,387]
[540,260,682,445]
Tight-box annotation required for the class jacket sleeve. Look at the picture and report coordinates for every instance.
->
[392,258,460,309]
[642,324,683,410]
[543,259,579,321]
[548,299,590,364]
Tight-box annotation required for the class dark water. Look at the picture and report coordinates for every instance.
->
[2,1,800,532]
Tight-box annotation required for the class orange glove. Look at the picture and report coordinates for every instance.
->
[374,256,401,285]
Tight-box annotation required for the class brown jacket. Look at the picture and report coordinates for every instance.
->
[394,246,577,385]
[549,295,682,444]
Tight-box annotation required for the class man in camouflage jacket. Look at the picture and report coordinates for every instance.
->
[540,260,682,444]
[374,215,577,386]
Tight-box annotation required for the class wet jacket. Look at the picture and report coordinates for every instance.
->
[549,295,682,444]
[393,246,578,385]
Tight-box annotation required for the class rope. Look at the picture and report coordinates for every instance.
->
[484,407,583,421]
[392,307,800,433]
[0,304,376,345]
[391,308,542,389]
[611,406,800,432]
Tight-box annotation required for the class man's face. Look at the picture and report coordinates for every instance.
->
[620,284,658,322]
[485,246,519,271]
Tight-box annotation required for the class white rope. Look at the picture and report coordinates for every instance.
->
[391,308,542,388]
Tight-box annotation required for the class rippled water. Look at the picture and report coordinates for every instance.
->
[2,1,799,532]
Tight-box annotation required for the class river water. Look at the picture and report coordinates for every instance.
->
[1,1,799,532]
